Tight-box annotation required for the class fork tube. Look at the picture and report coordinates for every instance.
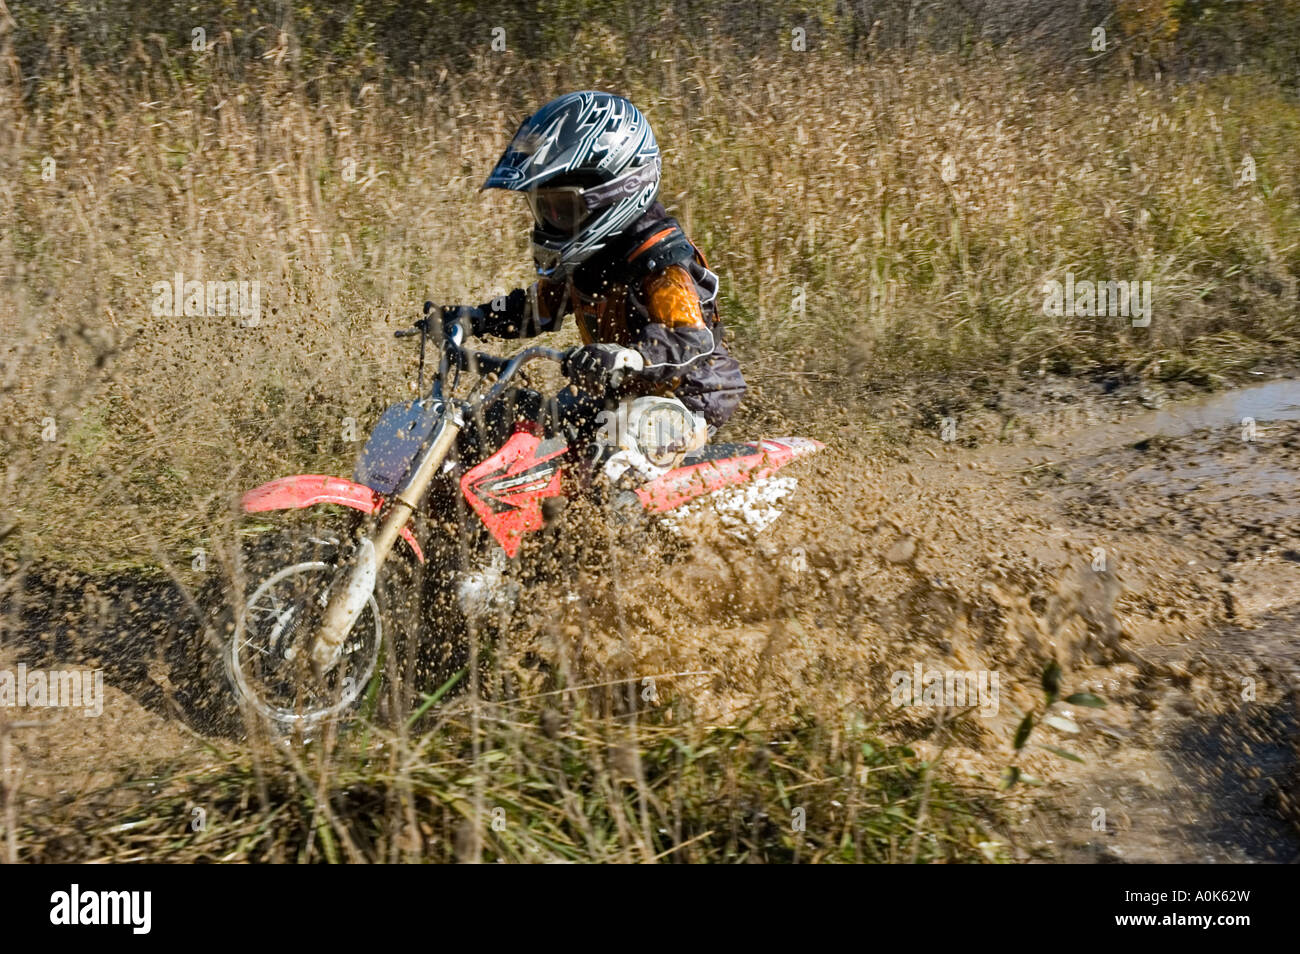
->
[372,413,462,563]
[310,411,463,671]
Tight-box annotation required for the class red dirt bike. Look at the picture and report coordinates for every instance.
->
[225,307,822,730]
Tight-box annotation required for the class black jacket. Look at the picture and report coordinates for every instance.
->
[477,203,746,429]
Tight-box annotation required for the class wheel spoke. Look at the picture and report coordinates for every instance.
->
[228,556,381,728]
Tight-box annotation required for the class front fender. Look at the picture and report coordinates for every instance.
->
[240,474,425,563]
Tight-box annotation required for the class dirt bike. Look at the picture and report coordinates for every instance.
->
[225,304,823,731]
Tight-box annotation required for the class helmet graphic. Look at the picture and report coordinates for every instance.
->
[483,91,661,280]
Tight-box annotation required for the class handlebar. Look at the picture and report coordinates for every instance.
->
[478,344,573,405]
[395,313,575,407]
[439,315,571,382]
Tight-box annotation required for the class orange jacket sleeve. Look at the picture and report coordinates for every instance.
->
[631,264,717,391]
[642,264,707,330]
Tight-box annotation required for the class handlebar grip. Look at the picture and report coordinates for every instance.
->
[395,317,433,338]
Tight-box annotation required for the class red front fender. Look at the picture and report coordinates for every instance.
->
[240,475,425,563]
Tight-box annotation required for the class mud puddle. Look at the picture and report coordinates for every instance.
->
[993,378,1300,862]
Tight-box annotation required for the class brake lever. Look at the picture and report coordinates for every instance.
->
[394,317,433,339]
[394,312,436,392]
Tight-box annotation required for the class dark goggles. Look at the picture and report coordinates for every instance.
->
[525,187,591,236]
[523,162,659,236]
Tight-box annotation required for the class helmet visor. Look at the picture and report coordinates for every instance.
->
[525,187,592,236]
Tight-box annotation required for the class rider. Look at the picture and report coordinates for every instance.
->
[444,91,746,455]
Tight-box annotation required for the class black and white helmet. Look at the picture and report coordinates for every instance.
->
[482,91,661,280]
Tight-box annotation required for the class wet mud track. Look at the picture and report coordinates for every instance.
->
[2,376,1299,861]
[983,381,1300,862]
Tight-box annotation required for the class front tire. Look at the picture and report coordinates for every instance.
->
[223,526,386,733]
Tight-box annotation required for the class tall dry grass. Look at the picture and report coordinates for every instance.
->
[2,36,1297,569]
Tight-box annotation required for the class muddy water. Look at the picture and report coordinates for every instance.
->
[1005,379,1300,862]
[1038,603,1300,863]
[537,374,1300,862]
[970,377,1300,464]
[1147,378,1300,433]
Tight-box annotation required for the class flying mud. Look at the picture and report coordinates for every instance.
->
[4,372,1297,861]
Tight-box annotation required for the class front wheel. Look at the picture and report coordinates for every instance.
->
[224,529,383,732]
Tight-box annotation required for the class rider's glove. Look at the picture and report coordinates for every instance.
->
[439,304,486,339]
[562,343,636,395]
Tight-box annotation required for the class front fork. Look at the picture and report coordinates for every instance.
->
[310,408,464,673]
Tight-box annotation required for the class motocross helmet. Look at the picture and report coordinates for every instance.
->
[482,91,661,281]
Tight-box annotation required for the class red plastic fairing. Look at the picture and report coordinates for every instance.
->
[240,474,425,563]
[460,430,567,558]
[634,437,824,513]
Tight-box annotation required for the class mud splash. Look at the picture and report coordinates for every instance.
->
[933,378,1300,861]
[3,375,1298,862]
[1037,603,1300,863]
[506,375,1300,860]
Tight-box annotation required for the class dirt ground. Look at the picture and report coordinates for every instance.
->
[3,369,1299,862]
[853,370,1300,862]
